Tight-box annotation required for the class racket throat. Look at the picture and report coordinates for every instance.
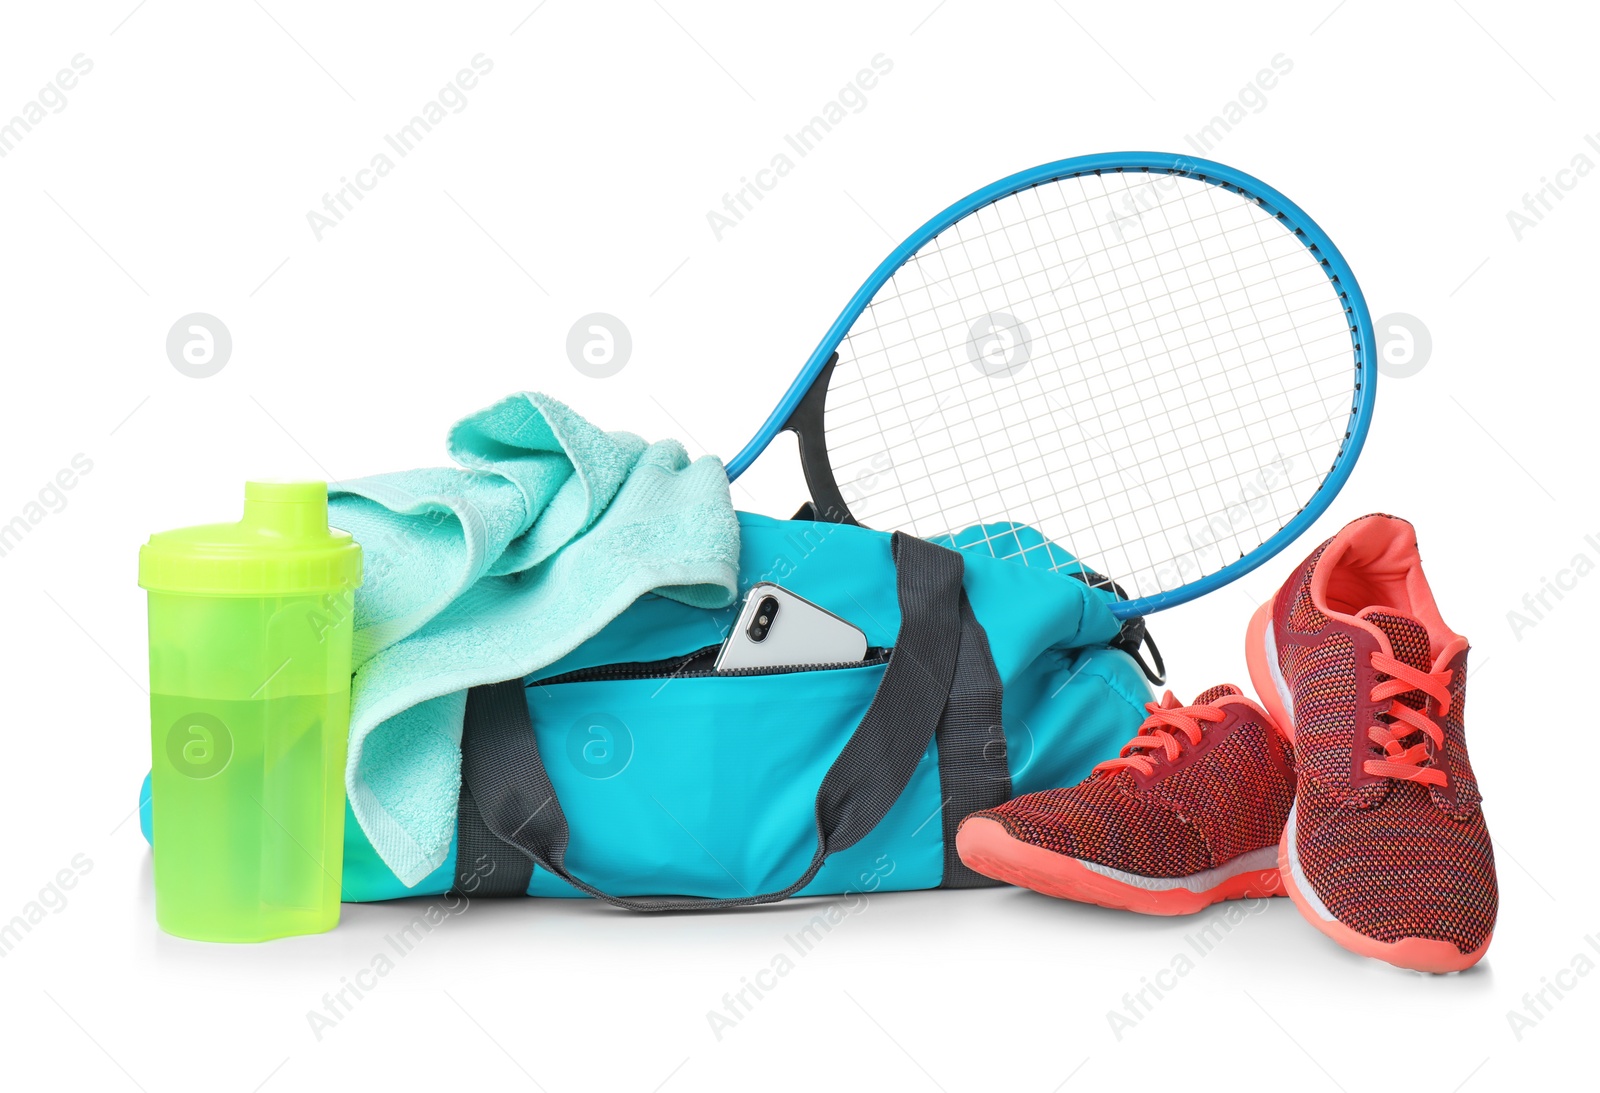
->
[784,351,859,526]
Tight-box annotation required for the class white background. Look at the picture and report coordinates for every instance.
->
[0,2,1594,1090]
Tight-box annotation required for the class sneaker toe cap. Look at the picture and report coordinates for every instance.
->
[969,784,1212,878]
[1295,804,1498,955]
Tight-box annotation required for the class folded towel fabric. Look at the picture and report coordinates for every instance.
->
[330,392,740,887]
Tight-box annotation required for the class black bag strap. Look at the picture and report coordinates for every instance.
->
[454,532,970,910]
[933,594,1011,887]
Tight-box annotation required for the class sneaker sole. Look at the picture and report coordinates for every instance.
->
[1248,599,1493,973]
[955,817,1283,916]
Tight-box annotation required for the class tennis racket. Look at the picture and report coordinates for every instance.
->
[726,152,1375,623]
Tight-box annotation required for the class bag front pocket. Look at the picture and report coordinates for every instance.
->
[522,648,946,899]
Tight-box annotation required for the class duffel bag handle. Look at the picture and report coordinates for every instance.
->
[454,532,984,910]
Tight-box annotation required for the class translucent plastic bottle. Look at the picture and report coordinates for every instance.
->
[139,481,362,942]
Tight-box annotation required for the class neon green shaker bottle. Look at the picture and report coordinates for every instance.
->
[139,481,361,942]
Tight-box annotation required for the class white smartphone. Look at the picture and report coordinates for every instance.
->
[714,582,868,671]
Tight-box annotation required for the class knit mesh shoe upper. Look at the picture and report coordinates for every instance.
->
[968,685,1293,880]
[1261,514,1497,963]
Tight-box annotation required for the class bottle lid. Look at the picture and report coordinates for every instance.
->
[139,481,363,596]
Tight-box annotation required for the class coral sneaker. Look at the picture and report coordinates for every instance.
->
[955,686,1292,915]
[1246,513,1497,973]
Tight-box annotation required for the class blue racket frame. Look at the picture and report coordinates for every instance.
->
[726,151,1377,617]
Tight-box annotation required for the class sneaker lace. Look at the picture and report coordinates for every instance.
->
[1094,692,1225,777]
[1363,653,1453,787]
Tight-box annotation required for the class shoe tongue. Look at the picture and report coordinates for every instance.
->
[1355,607,1433,673]
[1193,683,1242,706]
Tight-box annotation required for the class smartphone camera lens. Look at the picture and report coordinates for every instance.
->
[748,596,779,642]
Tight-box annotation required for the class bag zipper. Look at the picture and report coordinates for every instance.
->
[533,645,891,686]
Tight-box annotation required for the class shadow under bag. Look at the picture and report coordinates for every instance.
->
[340,513,1154,905]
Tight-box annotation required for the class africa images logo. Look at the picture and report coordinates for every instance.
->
[306,54,495,240]
[705,54,894,241]
[166,713,233,779]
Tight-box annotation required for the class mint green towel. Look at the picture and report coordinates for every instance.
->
[331,392,739,887]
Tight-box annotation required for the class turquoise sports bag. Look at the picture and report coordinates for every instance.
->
[335,512,1154,906]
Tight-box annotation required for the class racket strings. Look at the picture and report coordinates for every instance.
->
[824,301,1352,448]
[821,168,1360,600]
[829,191,1351,444]
[838,193,1350,524]
[847,375,1350,546]
[839,179,1303,565]
[875,197,1331,350]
